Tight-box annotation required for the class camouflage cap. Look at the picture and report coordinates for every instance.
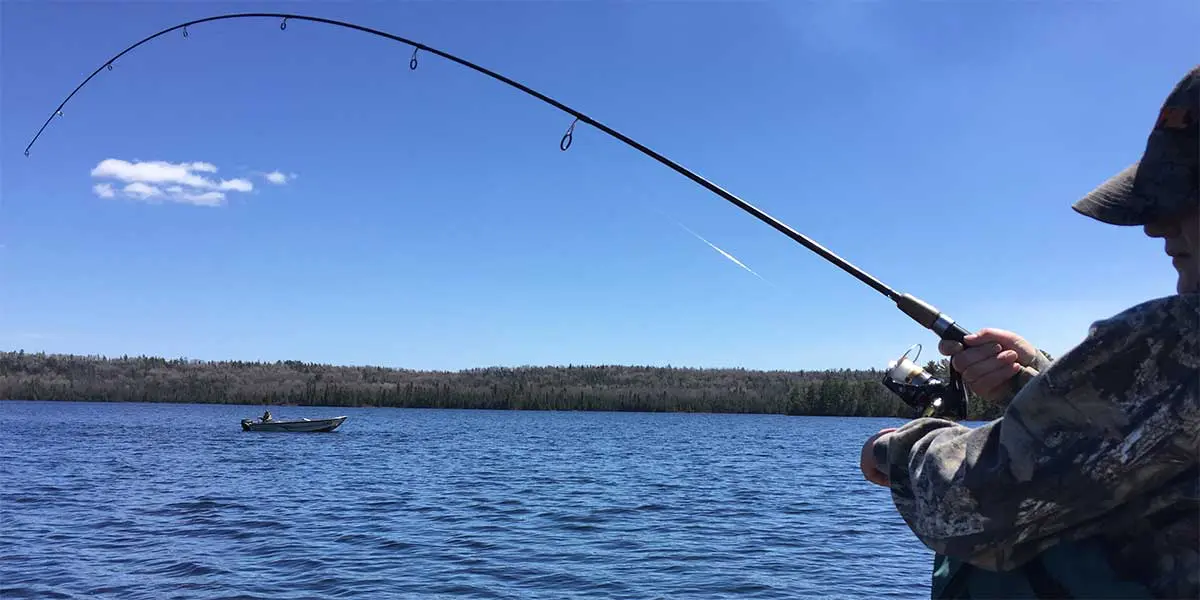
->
[1073,65,1199,226]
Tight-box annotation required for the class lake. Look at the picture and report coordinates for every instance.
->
[1,400,939,599]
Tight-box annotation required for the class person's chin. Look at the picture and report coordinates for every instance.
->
[1177,273,1199,294]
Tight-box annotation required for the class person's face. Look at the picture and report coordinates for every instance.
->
[1144,207,1200,294]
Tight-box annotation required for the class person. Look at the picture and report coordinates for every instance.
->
[859,65,1198,599]
[261,409,273,422]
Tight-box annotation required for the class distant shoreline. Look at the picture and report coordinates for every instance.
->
[0,350,1003,420]
[0,397,911,419]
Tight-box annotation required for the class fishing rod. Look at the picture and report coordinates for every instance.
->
[23,12,1038,420]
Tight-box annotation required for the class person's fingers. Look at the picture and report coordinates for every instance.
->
[951,343,1004,373]
[960,355,1020,390]
[944,331,1012,358]
[961,349,1019,381]
[966,328,1038,364]
[964,328,1020,346]
[864,468,889,487]
[860,429,896,487]
[943,328,1033,369]
[970,362,1023,396]
[861,454,889,486]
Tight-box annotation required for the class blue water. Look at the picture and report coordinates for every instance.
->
[1,400,937,599]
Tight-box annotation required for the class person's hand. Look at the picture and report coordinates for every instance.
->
[938,328,1040,402]
[860,428,896,487]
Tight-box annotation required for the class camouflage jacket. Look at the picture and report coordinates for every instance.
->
[872,293,1199,599]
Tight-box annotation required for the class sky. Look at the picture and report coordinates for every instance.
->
[1,1,1196,372]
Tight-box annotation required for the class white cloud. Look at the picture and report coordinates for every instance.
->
[264,170,295,185]
[92,159,216,190]
[123,182,163,199]
[174,190,225,207]
[92,183,115,198]
[89,158,286,207]
[219,178,253,192]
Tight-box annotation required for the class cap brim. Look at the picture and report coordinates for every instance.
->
[1071,163,1149,226]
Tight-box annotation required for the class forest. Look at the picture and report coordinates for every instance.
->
[0,350,1008,420]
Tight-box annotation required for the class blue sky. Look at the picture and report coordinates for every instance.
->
[2,1,1196,372]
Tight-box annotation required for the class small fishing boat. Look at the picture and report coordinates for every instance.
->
[240,415,347,432]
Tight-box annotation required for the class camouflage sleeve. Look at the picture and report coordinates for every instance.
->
[871,294,1200,571]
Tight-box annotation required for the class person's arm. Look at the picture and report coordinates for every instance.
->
[871,294,1199,572]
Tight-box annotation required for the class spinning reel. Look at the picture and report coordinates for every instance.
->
[881,344,968,420]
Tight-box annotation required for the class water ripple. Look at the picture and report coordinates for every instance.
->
[1,401,936,598]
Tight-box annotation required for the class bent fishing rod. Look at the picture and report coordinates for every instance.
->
[23,12,1036,420]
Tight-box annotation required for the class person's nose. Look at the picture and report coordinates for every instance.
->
[1143,218,1180,239]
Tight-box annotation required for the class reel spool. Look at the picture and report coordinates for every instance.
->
[881,344,968,420]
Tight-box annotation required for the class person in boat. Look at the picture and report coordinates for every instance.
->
[261,410,273,422]
[860,65,1198,598]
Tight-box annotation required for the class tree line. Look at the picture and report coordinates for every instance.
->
[0,351,1007,420]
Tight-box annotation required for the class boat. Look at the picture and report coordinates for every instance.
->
[240,415,347,432]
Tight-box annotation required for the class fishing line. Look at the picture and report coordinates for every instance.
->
[569,144,772,288]
[643,204,775,286]
[672,221,770,284]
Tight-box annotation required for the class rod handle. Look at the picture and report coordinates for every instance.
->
[895,293,1041,381]
[940,323,1041,383]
